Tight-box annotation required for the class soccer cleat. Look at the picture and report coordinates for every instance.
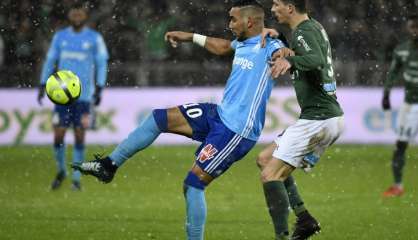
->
[71,181,82,191]
[382,185,404,197]
[51,171,66,190]
[71,154,117,183]
[291,211,321,240]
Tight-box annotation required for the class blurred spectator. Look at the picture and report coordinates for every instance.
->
[0,0,417,87]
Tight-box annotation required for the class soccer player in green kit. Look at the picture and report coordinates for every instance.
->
[259,0,344,239]
[382,15,418,197]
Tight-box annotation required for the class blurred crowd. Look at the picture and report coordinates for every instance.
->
[0,0,417,87]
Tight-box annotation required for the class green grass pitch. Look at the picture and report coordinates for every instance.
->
[1,144,417,240]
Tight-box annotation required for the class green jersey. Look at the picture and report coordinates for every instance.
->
[286,19,343,120]
[384,40,418,103]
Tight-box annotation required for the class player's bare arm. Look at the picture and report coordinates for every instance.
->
[165,31,233,56]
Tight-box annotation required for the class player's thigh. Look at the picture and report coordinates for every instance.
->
[53,105,72,129]
[73,101,91,129]
[172,103,218,141]
[53,126,67,143]
[166,107,193,137]
[74,127,86,144]
[256,142,277,169]
[396,103,418,141]
[273,116,343,168]
[195,123,256,179]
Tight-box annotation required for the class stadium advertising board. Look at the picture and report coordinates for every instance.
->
[0,88,404,145]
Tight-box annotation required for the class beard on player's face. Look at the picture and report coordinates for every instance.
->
[232,28,247,41]
[70,20,86,29]
[230,22,246,41]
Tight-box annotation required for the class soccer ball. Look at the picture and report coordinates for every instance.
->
[46,70,81,105]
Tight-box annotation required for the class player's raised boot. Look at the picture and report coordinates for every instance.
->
[291,211,321,240]
[71,154,117,183]
[382,185,404,197]
[51,171,66,190]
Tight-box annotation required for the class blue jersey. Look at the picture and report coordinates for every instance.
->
[217,35,284,141]
[40,27,109,102]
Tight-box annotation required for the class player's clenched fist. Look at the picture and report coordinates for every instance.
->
[164,31,193,48]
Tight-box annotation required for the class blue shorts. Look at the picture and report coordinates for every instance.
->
[53,101,90,128]
[179,103,256,178]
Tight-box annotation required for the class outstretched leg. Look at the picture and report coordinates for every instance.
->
[73,107,192,182]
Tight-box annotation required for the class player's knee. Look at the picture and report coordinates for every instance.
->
[81,114,90,129]
[256,153,270,169]
[261,171,286,183]
[74,131,85,144]
[54,136,64,148]
[260,168,289,183]
[152,109,168,132]
[54,134,65,146]
[184,171,208,190]
[260,169,273,183]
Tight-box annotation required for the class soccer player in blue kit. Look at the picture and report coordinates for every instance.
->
[74,0,295,239]
[38,3,109,190]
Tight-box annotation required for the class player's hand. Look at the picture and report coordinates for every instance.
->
[164,31,193,48]
[382,92,391,110]
[94,86,102,106]
[37,85,45,105]
[261,28,279,48]
[271,58,292,78]
[272,47,295,61]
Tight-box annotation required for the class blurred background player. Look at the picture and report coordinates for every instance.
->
[382,15,418,197]
[37,3,109,191]
[260,0,344,239]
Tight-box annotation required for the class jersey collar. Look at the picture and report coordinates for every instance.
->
[69,26,88,35]
[238,34,261,44]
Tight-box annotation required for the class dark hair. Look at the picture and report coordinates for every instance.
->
[70,1,88,11]
[281,0,307,13]
[231,0,263,8]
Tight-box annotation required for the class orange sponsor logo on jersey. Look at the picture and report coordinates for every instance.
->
[197,144,218,162]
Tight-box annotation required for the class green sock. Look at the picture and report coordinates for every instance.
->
[263,181,290,237]
[284,175,307,216]
[392,141,407,184]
